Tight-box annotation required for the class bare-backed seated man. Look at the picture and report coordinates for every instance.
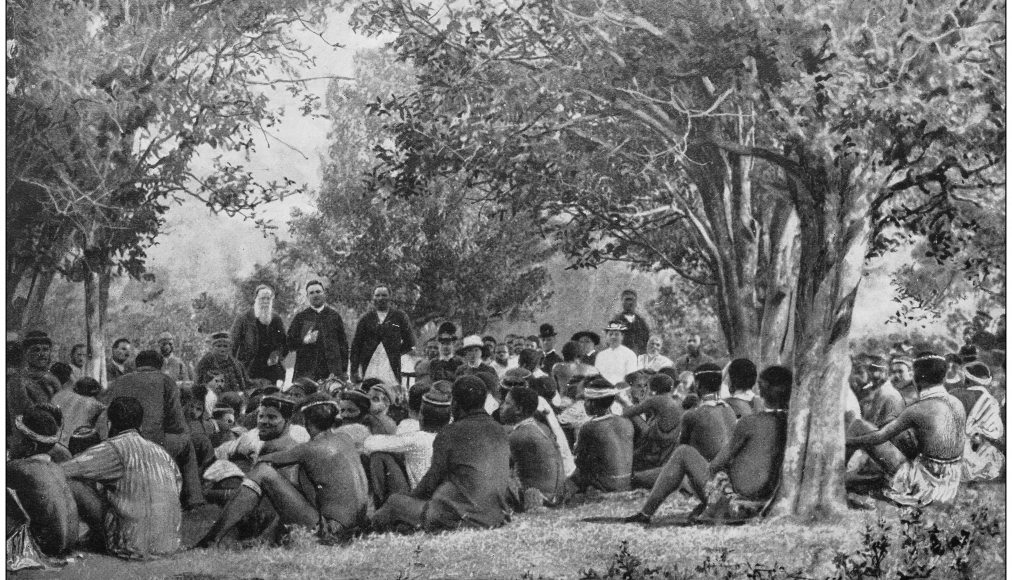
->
[7,406,80,555]
[846,352,967,507]
[371,376,512,532]
[625,365,792,524]
[631,363,735,488]
[501,386,566,508]
[567,378,635,493]
[198,394,369,547]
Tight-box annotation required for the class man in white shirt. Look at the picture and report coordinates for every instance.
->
[364,386,449,507]
[595,322,639,388]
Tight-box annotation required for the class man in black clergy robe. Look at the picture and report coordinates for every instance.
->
[350,286,415,385]
[288,280,350,381]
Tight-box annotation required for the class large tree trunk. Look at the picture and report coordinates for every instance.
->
[20,269,56,331]
[84,252,108,387]
[689,137,798,366]
[770,162,872,520]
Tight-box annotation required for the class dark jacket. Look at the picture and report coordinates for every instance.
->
[102,367,186,447]
[229,309,288,373]
[541,351,563,376]
[412,410,512,530]
[350,309,415,381]
[611,313,650,355]
[287,305,350,380]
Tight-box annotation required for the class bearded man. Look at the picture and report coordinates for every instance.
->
[230,284,288,383]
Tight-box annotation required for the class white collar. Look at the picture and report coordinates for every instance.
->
[311,304,327,313]
[731,390,755,402]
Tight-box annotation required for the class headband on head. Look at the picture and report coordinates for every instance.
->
[15,415,58,445]
[300,399,340,413]
[694,370,722,378]
[964,372,992,387]
[891,357,914,369]
[914,354,947,363]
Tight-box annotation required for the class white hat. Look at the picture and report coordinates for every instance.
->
[460,335,484,350]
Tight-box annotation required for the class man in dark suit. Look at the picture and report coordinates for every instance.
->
[103,350,205,509]
[611,289,650,355]
[350,286,416,385]
[539,323,562,375]
[288,280,350,382]
[371,375,512,531]
[230,284,288,383]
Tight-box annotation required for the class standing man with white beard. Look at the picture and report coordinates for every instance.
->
[230,285,288,384]
[287,280,350,382]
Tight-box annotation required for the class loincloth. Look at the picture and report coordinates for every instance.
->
[702,471,769,522]
[885,455,961,507]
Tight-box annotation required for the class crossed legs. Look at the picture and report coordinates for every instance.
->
[197,463,316,547]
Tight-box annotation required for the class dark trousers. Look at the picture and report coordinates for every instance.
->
[164,433,206,508]
[368,452,411,508]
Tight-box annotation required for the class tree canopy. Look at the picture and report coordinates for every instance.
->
[278,49,555,332]
[6,0,335,381]
[349,0,1004,518]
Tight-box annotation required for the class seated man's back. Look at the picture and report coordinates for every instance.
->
[574,414,635,491]
[712,411,788,500]
[510,417,565,499]
[680,399,737,461]
[296,431,370,530]
[102,368,183,446]
[7,458,79,555]
[901,396,966,460]
[62,428,182,558]
[417,409,512,529]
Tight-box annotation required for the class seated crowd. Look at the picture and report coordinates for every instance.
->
[6,286,1005,560]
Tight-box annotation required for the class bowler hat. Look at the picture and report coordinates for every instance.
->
[539,324,557,338]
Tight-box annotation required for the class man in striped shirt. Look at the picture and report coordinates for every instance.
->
[62,396,182,559]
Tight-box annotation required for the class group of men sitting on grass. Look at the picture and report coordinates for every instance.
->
[7,324,1004,560]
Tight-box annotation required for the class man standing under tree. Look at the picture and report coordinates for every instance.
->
[288,280,350,382]
[230,285,288,384]
[351,286,415,385]
[611,290,650,356]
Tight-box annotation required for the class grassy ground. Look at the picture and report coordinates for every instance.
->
[15,484,1005,580]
